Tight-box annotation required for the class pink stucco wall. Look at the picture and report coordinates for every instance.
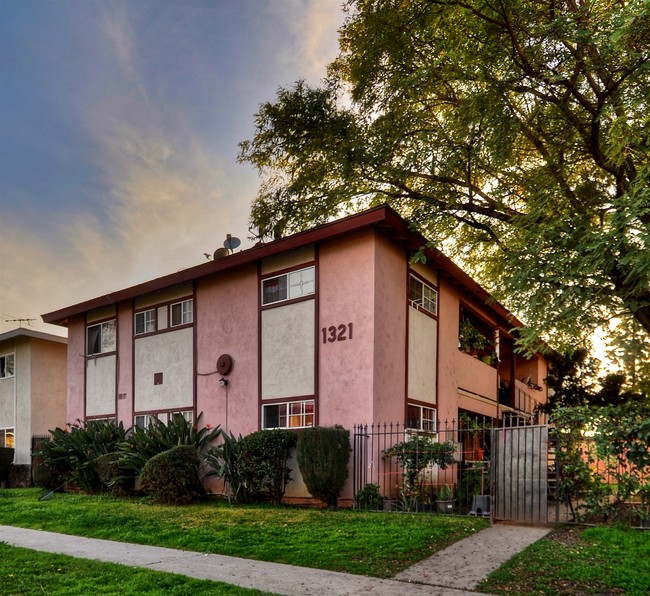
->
[436,280,498,422]
[116,303,133,426]
[195,265,259,438]
[66,314,86,424]
[318,230,376,427]
[371,233,408,424]
[318,229,408,429]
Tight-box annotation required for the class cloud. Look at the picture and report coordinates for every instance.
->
[264,0,343,84]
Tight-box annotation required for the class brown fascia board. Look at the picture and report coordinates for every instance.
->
[42,204,521,332]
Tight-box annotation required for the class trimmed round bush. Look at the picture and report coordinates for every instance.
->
[140,445,203,504]
[94,452,132,496]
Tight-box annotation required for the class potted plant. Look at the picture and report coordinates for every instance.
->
[436,484,455,513]
[459,319,488,357]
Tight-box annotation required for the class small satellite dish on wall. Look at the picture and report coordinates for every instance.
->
[213,247,229,260]
[224,234,241,253]
[217,354,233,375]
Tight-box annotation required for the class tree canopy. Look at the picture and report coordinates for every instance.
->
[239,0,650,350]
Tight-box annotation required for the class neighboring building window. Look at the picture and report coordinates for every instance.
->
[262,266,315,306]
[0,354,15,379]
[0,428,14,448]
[87,320,116,355]
[409,275,437,316]
[262,400,314,429]
[171,299,193,326]
[135,309,155,335]
[407,404,436,433]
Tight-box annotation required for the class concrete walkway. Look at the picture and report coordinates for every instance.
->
[1,523,551,595]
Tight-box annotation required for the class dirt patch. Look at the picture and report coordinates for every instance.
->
[547,526,588,547]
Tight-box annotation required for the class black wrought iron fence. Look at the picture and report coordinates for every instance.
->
[352,420,493,515]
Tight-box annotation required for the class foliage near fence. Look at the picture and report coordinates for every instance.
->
[353,420,492,514]
[551,402,650,524]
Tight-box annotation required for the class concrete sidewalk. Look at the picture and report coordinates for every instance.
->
[1,523,550,595]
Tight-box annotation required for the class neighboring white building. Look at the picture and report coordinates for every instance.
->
[0,328,67,479]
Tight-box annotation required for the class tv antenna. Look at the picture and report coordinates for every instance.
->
[3,315,36,326]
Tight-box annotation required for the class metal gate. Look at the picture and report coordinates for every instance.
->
[492,424,548,524]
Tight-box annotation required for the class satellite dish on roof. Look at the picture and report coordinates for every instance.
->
[224,234,241,253]
[213,247,229,260]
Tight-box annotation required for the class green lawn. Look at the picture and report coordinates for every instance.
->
[2,489,647,595]
[0,488,488,578]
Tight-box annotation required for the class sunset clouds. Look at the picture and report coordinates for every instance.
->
[0,1,344,334]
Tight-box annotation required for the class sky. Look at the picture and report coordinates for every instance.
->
[0,0,345,337]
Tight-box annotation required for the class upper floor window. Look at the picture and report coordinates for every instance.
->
[135,309,156,335]
[87,320,116,355]
[262,266,315,306]
[407,403,436,433]
[409,275,437,316]
[171,299,193,327]
[0,354,15,379]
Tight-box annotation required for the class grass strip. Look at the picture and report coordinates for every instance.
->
[477,525,650,595]
[0,542,271,595]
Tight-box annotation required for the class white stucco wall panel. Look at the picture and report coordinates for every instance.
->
[0,378,15,427]
[0,351,14,427]
[135,284,193,310]
[408,307,437,405]
[134,327,193,412]
[261,300,315,399]
[261,246,315,275]
[86,306,117,324]
[86,355,116,417]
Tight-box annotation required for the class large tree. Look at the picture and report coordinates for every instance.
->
[239,0,650,349]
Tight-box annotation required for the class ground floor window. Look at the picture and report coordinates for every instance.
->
[134,409,193,429]
[0,428,14,448]
[262,400,314,429]
[407,403,436,432]
[87,416,116,425]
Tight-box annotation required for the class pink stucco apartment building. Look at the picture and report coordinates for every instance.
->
[42,205,548,497]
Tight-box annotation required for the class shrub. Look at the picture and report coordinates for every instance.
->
[31,459,64,491]
[356,482,384,510]
[140,445,203,505]
[120,412,221,477]
[0,448,14,485]
[34,420,127,493]
[236,429,297,505]
[94,452,132,496]
[205,432,243,503]
[296,426,350,510]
